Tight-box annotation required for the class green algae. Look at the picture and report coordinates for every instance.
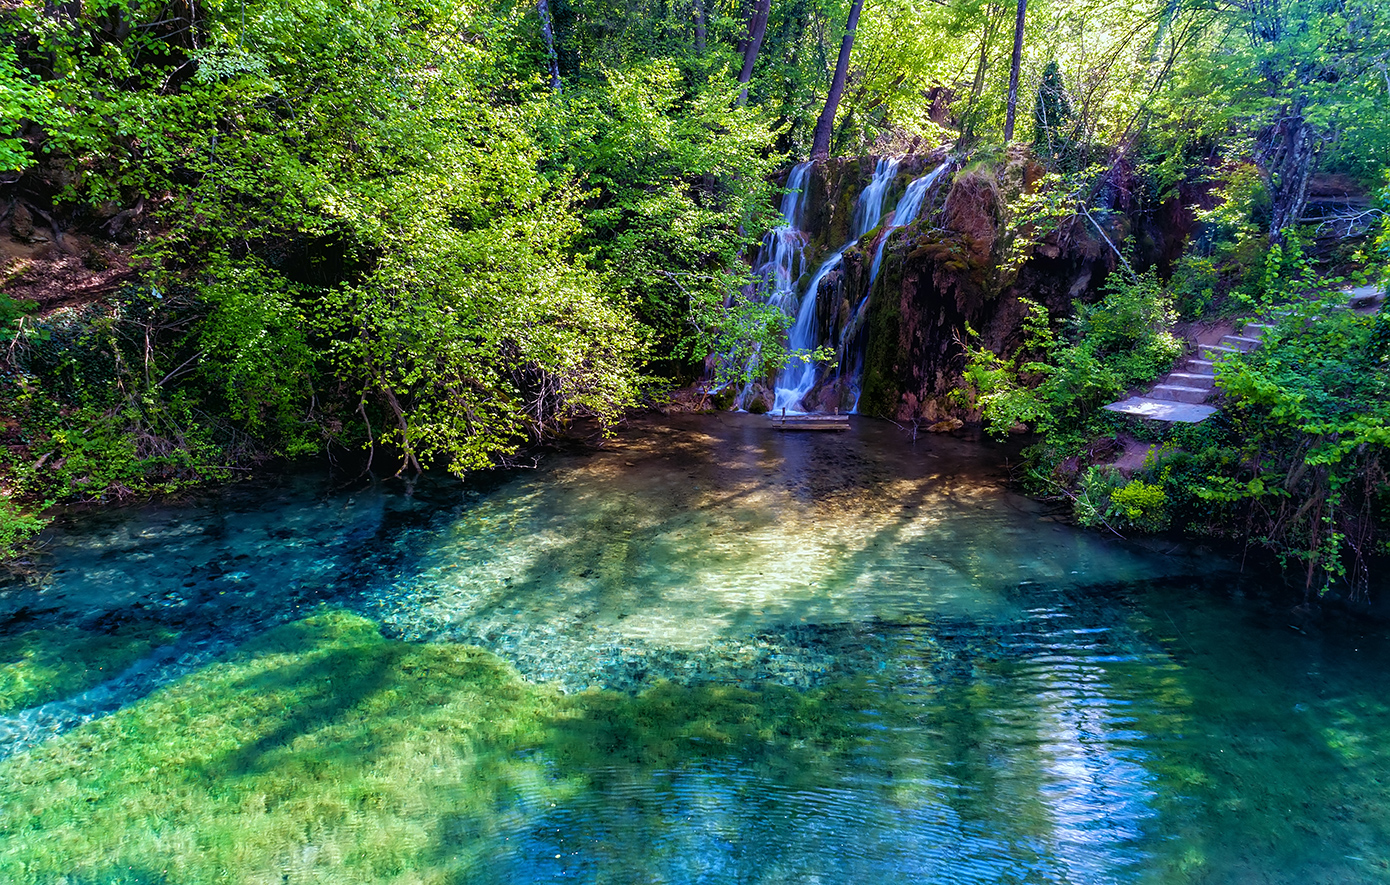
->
[0,611,893,885]
[0,623,178,714]
[857,249,906,418]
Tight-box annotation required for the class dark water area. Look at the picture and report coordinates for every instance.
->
[1,413,1388,884]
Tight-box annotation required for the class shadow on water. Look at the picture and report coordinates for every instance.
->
[216,645,407,776]
[7,415,1390,884]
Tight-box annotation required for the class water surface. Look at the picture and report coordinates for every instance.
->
[1,413,1387,884]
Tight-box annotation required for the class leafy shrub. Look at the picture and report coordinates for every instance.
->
[962,269,1182,442]
[1073,466,1172,534]
[1201,298,1390,596]
[1108,478,1170,532]
[1168,255,1219,320]
[0,496,46,560]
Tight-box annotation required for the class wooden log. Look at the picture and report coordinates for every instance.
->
[768,411,851,431]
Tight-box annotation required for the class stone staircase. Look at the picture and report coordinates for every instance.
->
[1102,284,1385,424]
[1103,323,1270,423]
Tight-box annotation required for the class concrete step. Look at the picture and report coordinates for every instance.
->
[1200,344,1242,360]
[1103,397,1217,423]
[1348,285,1386,309]
[1187,358,1216,373]
[1150,384,1214,404]
[1242,322,1275,336]
[1220,335,1262,352]
[1168,372,1215,388]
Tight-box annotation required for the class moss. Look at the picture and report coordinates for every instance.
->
[0,622,178,714]
[857,258,906,418]
[0,611,891,884]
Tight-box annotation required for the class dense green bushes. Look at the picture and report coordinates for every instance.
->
[970,193,1389,598]
[961,269,1183,445]
[0,0,796,496]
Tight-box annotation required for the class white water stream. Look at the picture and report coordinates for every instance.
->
[841,160,953,412]
[773,157,902,413]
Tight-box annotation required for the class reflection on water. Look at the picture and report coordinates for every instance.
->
[0,413,1388,884]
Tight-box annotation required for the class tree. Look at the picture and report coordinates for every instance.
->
[1189,0,1390,243]
[1032,60,1073,167]
[1003,0,1027,141]
[737,0,772,105]
[811,0,866,160]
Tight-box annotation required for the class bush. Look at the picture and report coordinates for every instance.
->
[0,497,46,560]
[1074,466,1172,534]
[962,268,1182,442]
[1108,478,1171,532]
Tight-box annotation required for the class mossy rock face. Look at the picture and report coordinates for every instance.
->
[854,163,1122,423]
[760,150,1153,421]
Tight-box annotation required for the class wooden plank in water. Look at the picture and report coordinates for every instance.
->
[768,413,851,431]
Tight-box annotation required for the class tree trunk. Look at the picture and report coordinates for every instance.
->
[960,5,1004,144]
[693,0,707,52]
[536,0,562,92]
[1003,0,1027,141]
[810,0,865,161]
[1266,110,1318,244]
[736,0,771,105]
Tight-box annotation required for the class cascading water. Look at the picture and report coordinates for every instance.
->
[730,163,812,407]
[772,157,901,413]
[867,161,952,285]
[760,162,813,312]
[840,160,954,412]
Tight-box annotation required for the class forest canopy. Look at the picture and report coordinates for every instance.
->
[0,0,1386,527]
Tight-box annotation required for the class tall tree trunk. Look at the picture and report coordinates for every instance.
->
[736,0,771,105]
[810,0,865,160]
[1003,0,1027,141]
[960,5,1004,145]
[536,0,562,92]
[1265,109,1318,244]
[693,0,707,52]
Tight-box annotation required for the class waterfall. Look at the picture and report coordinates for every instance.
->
[841,160,953,412]
[760,162,813,312]
[867,160,952,285]
[772,157,901,413]
[726,163,812,406]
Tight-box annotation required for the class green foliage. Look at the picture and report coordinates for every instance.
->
[1075,466,1172,533]
[1168,254,1218,320]
[1200,299,1390,594]
[1109,475,1171,531]
[0,496,46,560]
[1000,169,1081,277]
[2,0,663,483]
[962,271,1182,442]
[539,60,784,373]
[0,43,50,172]
[1031,60,1075,169]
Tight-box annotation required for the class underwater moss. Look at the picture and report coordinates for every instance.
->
[0,623,178,714]
[0,611,893,885]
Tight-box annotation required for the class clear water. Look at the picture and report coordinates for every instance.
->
[3,414,1390,884]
